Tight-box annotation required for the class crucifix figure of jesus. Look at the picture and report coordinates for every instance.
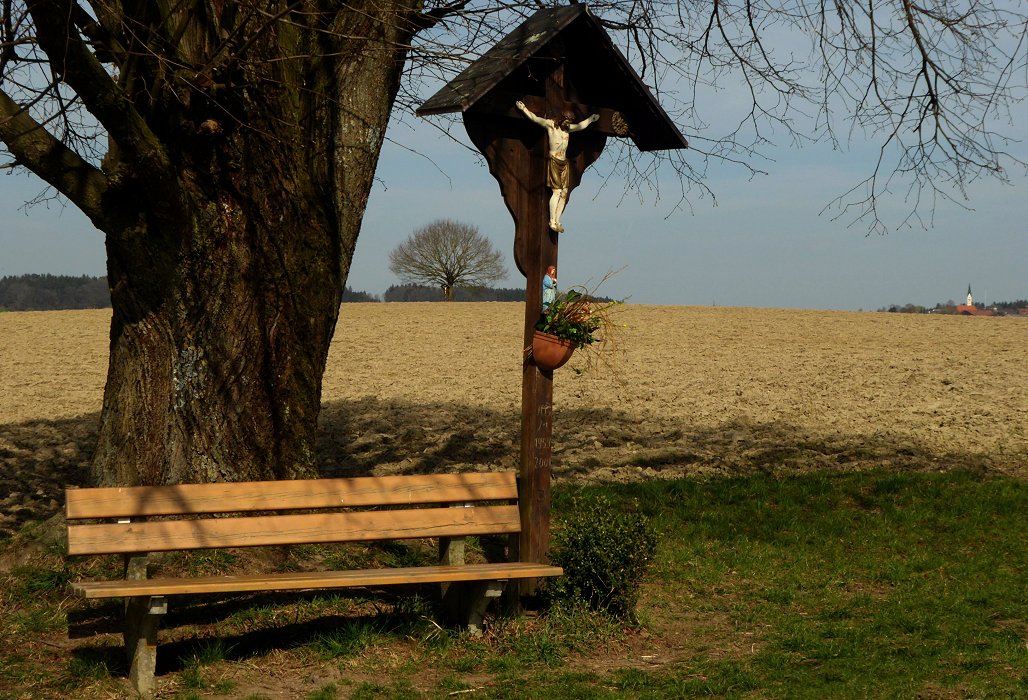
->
[515,100,599,233]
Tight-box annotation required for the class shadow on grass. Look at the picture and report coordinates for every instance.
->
[67,587,434,678]
[0,397,1010,539]
[0,415,97,540]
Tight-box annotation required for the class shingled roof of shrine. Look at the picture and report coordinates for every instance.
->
[416,5,688,152]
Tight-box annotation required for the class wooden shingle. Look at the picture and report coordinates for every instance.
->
[417,5,687,152]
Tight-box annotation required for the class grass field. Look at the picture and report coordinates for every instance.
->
[0,304,1025,698]
[2,471,1025,699]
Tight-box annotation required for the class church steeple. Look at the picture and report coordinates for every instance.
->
[966,285,974,306]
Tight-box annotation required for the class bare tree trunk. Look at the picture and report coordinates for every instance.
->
[89,4,419,485]
[94,173,340,485]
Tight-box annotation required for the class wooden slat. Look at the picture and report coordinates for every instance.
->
[70,562,564,598]
[65,472,517,519]
[67,505,521,556]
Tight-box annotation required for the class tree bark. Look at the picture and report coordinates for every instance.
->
[83,3,421,485]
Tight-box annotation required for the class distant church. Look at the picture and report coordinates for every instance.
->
[955,285,994,316]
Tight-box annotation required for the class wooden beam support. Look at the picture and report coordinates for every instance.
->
[464,50,608,599]
[66,472,518,519]
[71,562,563,598]
[69,505,522,556]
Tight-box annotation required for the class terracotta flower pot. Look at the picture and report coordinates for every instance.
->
[532,330,576,371]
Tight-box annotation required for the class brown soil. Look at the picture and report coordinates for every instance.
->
[1,304,1025,538]
[320,303,1027,482]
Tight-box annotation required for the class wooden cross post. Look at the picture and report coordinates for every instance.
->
[416,3,688,602]
[464,56,610,595]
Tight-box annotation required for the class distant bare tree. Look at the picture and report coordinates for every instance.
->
[389,220,507,301]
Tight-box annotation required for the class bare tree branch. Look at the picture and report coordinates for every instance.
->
[0,85,107,222]
[25,0,174,189]
[3,0,1027,235]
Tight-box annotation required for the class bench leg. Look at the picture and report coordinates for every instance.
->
[439,535,465,567]
[124,595,166,697]
[438,535,466,604]
[442,580,505,636]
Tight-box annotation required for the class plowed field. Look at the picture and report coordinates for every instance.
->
[1,304,1025,535]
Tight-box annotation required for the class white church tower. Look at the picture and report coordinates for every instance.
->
[966,285,974,306]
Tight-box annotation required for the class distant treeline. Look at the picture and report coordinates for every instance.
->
[1,275,619,310]
[0,274,111,311]
[377,284,615,302]
[341,287,380,302]
[878,299,1027,315]
[0,275,385,311]
[381,284,526,302]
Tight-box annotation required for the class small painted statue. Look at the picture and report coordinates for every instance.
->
[542,265,557,311]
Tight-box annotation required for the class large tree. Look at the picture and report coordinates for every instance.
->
[0,1,427,486]
[1,2,1024,486]
[389,219,506,301]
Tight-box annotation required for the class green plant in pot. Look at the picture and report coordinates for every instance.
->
[531,287,623,371]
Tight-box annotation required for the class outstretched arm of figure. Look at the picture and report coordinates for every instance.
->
[568,114,600,132]
[516,100,551,128]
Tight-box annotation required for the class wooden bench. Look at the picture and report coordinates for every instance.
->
[65,471,561,696]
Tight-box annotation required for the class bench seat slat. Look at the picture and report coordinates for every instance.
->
[70,562,562,598]
[65,472,518,519]
[67,504,521,556]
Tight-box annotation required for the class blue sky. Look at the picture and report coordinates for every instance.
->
[358,103,1028,310]
[2,62,1026,311]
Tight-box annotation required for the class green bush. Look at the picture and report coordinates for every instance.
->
[547,495,658,622]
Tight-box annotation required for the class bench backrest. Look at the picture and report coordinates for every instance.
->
[66,472,520,556]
